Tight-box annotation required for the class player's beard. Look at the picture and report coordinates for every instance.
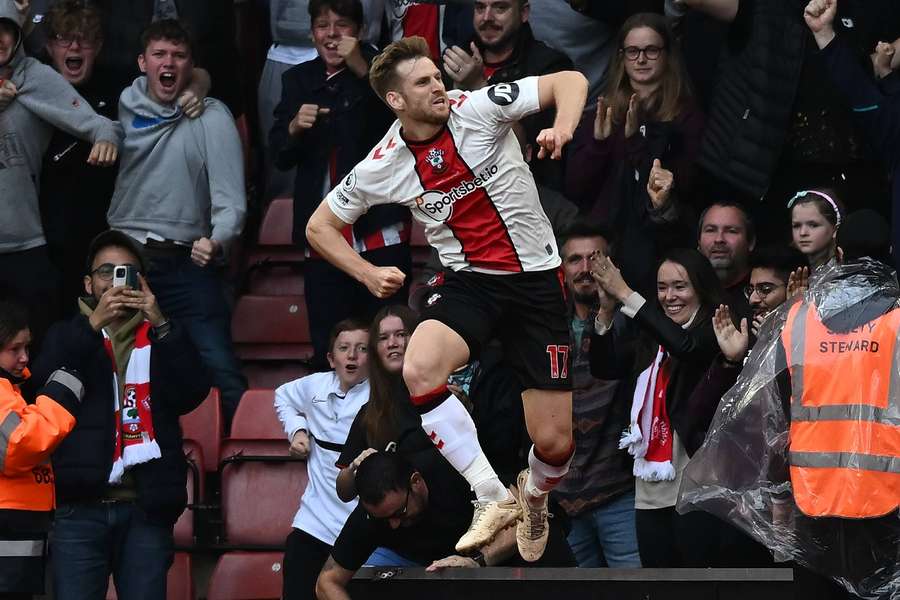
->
[412,102,450,126]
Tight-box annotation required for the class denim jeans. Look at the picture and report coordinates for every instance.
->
[145,255,247,424]
[566,490,642,568]
[50,502,174,600]
[364,547,421,567]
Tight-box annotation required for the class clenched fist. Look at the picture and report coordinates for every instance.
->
[363,266,406,299]
[289,104,331,136]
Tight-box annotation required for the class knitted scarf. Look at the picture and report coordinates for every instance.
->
[102,319,160,484]
[619,346,675,482]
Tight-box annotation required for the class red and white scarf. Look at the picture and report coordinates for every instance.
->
[103,321,161,484]
[619,346,675,482]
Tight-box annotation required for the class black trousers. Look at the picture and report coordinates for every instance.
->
[304,244,411,370]
[0,246,61,355]
[635,507,724,568]
[283,529,332,600]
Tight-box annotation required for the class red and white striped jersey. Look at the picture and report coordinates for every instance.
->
[384,0,444,61]
[326,76,560,275]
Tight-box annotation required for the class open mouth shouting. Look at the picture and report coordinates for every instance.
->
[159,71,177,91]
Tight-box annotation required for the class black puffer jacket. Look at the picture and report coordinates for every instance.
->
[30,315,209,526]
[700,0,900,199]
[698,0,806,200]
[475,23,573,190]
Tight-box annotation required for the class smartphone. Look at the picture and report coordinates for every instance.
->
[112,265,141,289]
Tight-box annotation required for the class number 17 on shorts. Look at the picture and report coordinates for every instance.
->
[546,344,569,380]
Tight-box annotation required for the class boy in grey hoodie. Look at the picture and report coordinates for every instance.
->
[0,0,118,350]
[107,18,247,424]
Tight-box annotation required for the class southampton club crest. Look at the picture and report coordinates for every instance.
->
[425,148,447,174]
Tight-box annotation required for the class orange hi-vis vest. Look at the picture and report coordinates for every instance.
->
[0,372,75,512]
[783,301,900,519]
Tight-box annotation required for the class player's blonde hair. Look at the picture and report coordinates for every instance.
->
[369,36,433,101]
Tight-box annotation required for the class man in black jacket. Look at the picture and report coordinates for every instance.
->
[440,0,573,189]
[30,230,210,600]
[269,0,408,371]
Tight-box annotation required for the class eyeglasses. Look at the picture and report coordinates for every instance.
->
[367,487,411,522]
[90,263,138,281]
[51,34,100,49]
[621,45,665,61]
[744,283,785,299]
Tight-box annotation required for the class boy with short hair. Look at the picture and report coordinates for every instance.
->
[274,319,371,600]
[107,18,247,424]
[269,0,407,371]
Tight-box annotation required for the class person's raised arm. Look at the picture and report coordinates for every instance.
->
[315,556,355,600]
[535,71,589,160]
[804,0,837,49]
[306,199,406,298]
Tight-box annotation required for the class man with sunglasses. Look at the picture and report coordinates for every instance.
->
[29,230,210,600]
[316,451,574,600]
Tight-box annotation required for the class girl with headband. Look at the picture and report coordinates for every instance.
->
[788,189,844,270]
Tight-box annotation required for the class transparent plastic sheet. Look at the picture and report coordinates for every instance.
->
[677,259,900,599]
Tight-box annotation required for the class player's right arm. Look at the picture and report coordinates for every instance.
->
[306,200,406,299]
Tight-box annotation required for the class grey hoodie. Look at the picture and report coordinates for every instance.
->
[270,0,311,46]
[107,77,246,253]
[0,0,119,253]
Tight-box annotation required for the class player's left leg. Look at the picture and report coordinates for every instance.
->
[497,268,574,562]
[517,389,574,562]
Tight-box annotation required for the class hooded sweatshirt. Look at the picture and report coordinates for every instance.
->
[107,77,246,253]
[0,0,119,253]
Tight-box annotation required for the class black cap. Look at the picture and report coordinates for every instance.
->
[85,230,148,274]
[837,209,892,264]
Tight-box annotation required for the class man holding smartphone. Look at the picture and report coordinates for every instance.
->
[31,230,210,600]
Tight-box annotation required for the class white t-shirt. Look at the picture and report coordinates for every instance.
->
[274,372,370,546]
[326,76,560,274]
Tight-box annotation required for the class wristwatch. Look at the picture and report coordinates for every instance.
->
[470,551,486,567]
[153,319,172,339]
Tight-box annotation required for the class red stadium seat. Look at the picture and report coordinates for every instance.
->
[220,390,308,546]
[245,265,305,295]
[244,197,305,261]
[173,443,202,546]
[258,197,294,246]
[230,389,282,440]
[106,552,194,600]
[242,362,312,390]
[206,552,284,600]
[180,388,223,473]
[231,295,314,361]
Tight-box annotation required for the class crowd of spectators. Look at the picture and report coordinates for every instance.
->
[1,0,899,598]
